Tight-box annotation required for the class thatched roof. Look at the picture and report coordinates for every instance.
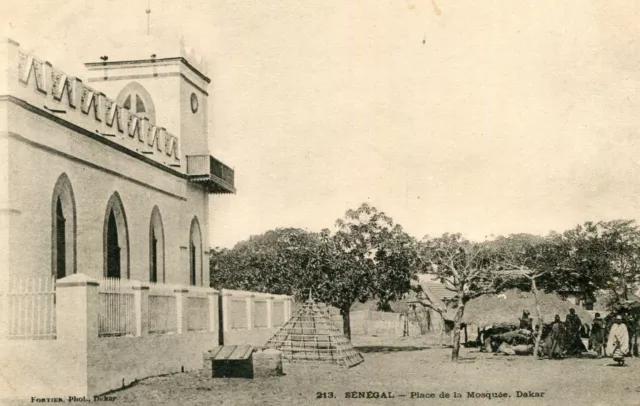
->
[399,279,449,315]
[461,289,594,328]
[422,282,457,302]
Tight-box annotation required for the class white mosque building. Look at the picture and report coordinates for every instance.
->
[1,35,234,286]
[0,36,291,399]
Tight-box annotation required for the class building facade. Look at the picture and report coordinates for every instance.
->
[0,37,235,286]
[0,37,293,399]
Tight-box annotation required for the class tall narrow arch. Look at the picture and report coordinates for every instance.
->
[103,192,130,279]
[149,206,165,283]
[51,173,77,278]
[189,217,203,286]
[115,81,156,125]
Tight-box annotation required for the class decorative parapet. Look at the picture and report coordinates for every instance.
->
[2,39,182,171]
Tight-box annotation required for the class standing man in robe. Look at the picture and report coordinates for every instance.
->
[607,315,629,360]
[565,308,585,356]
[547,315,566,359]
[589,313,605,358]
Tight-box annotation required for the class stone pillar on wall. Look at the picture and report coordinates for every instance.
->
[289,297,294,319]
[266,296,274,329]
[174,287,189,334]
[221,290,231,333]
[246,294,254,330]
[56,273,99,344]
[284,297,292,321]
[132,281,149,336]
[282,298,289,323]
[55,273,99,396]
[207,289,218,333]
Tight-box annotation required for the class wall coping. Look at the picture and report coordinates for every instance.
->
[57,273,99,287]
[220,289,292,300]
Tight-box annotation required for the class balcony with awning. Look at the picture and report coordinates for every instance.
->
[186,155,236,194]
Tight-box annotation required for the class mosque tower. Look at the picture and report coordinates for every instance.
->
[84,35,211,162]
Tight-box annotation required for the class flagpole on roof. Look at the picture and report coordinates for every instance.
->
[146,0,151,36]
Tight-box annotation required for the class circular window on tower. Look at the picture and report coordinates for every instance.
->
[190,93,199,113]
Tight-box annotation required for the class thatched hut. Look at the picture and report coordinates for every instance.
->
[462,289,594,329]
[397,281,455,343]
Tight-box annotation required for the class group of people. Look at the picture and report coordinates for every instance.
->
[544,309,587,358]
[519,309,631,362]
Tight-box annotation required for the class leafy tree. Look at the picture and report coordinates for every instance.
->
[548,222,610,296]
[296,228,372,339]
[490,233,564,359]
[543,220,640,301]
[371,224,422,312]
[597,220,640,301]
[319,203,418,337]
[209,203,419,340]
[300,203,420,338]
[209,228,319,295]
[422,233,503,361]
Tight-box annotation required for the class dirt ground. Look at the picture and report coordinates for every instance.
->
[6,335,640,406]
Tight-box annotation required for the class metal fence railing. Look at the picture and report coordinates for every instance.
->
[0,275,294,341]
[98,277,135,337]
[1,275,56,340]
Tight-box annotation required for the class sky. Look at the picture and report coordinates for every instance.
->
[2,1,640,248]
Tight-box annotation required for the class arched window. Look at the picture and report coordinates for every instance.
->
[189,217,202,286]
[103,193,130,279]
[116,81,156,125]
[51,174,77,278]
[149,206,165,283]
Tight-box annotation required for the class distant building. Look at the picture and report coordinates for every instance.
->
[417,274,457,304]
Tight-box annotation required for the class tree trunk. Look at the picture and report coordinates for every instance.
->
[451,298,466,362]
[340,308,351,340]
[531,278,544,360]
[464,325,468,346]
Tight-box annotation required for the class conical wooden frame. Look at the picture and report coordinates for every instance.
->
[265,298,364,367]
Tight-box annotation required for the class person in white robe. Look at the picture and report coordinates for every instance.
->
[606,315,629,357]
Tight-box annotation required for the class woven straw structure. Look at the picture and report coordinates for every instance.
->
[461,289,594,328]
[265,298,364,367]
